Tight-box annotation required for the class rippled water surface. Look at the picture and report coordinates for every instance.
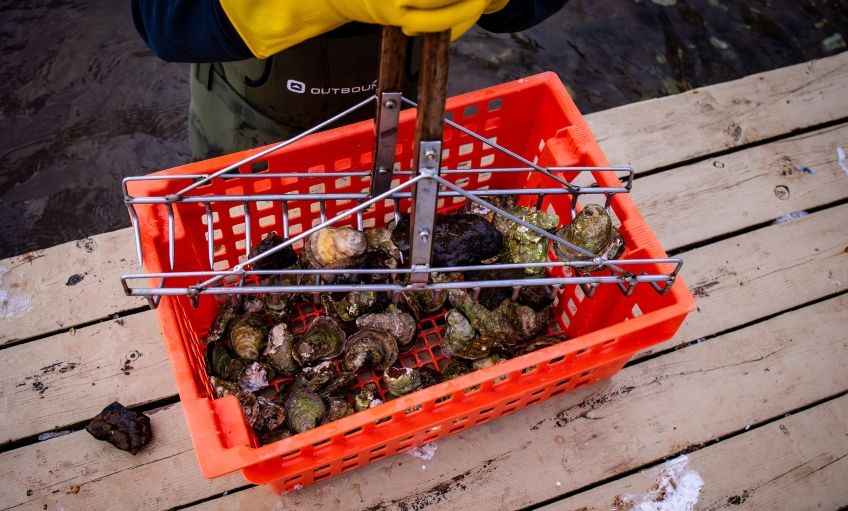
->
[1,0,845,257]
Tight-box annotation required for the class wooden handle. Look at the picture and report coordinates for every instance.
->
[413,30,451,159]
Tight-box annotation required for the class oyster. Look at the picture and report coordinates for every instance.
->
[364,227,401,262]
[448,290,519,341]
[248,232,298,270]
[293,316,345,365]
[353,383,381,412]
[307,227,368,267]
[285,390,326,434]
[510,302,554,341]
[343,328,399,372]
[512,334,569,357]
[253,396,287,438]
[264,323,300,376]
[324,397,355,423]
[441,361,472,381]
[316,371,358,401]
[471,353,510,383]
[518,285,555,312]
[391,213,504,267]
[206,298,237,344]
[210,376,259,425]
[382,367,422,397]
[238,361,275,393]
[229,314,268,360]
[242,294,265,314]
[356,304,418,353]
[471,353,509,371]
[495,207,560,277]
[205,341,234,378]
[321,291,381,329]
[259,428,293,446]
[553,204,626,272]
[222,357,251,382]
[273,361,339,406]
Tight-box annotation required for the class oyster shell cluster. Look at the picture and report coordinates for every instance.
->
[203,203,624,446]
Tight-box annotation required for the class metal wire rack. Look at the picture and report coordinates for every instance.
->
[120,30,682,311]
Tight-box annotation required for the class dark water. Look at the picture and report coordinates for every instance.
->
[1,0,845,258]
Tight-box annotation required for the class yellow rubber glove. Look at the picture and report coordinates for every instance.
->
[220,0,510,59]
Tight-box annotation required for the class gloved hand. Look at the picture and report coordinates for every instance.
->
[220,0,510,59]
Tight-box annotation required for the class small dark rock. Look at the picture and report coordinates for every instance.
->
[248,233,298,270]
[65,274,84,286]
[85,402,152,455]
[392,213,503,268]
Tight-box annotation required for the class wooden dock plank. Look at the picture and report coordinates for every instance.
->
[0,230,143,345]
[0,404,244,511]
[3,52,847,344]
[631,122,848,251]
[185,292,848,511]
[590,51,848,172]
[542,395,848,511]
[6,195,845,455]
[659,202,848,352]
[0,313,175,445]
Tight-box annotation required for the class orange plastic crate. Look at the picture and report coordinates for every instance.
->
[127,72,695,493]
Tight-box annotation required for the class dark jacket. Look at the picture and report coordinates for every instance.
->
[132,0,568,62]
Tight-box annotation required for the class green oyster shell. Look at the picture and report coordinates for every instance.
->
[316,372,358,401]
[207,299,237,344]
[448,290,519,341]
[264,323,300,376]
[205,341,233,378]
[441,361,472,381]
[285,390,326,434]
[259,428,293,446]
[293,316,345,365]
[321,291,379,327]
[343,328,399,372]
[323,397,355,424]
[494,207,560,277]
[353,382,381,412]
[383,367,442,397]
[229,314,268,360]
[553,204,613,262]
[512,334,569,358]
[364,227,401,263]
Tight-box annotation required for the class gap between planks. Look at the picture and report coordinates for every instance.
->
[1,51,847,344]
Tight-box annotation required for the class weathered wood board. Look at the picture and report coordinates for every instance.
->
[185,292,848,511]
[590,51,848,172]
[0,230,143,345]
[544,395,848,511]
[2,51,846,345]
[5,185,846,457]
[0,312,175,445]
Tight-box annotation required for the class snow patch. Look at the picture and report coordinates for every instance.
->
[0,266,32,319]
[773,211,808,224]
[38,430,71,441]
[838,147,848,175]
[408,442,437,461]
[619,455,704,511]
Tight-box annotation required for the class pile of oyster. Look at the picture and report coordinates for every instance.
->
[204,199,625,445]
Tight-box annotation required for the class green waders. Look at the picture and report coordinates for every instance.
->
[189,26,419,161]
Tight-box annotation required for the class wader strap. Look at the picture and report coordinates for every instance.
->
[197,63,304,140]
